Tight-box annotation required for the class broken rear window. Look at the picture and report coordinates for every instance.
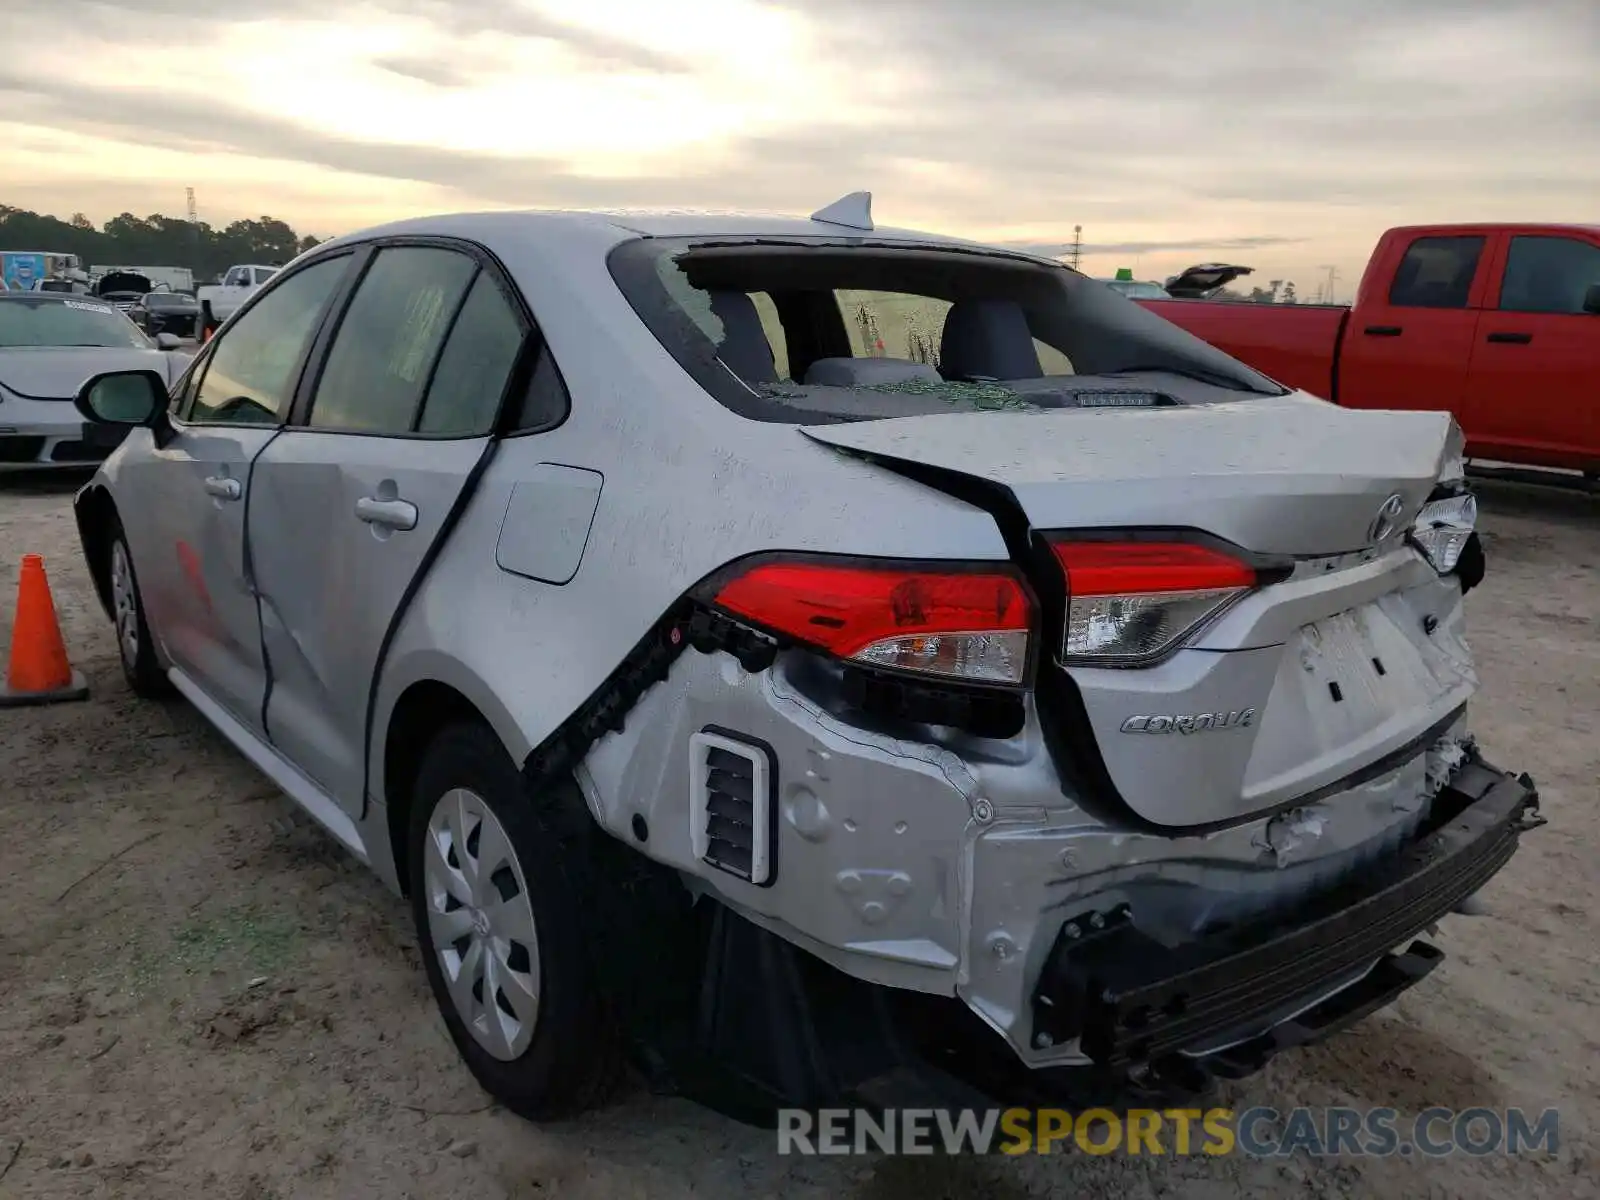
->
[605,237,1285,423]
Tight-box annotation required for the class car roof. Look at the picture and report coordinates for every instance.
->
[311,207,1056,264]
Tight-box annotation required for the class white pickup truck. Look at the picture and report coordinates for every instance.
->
[195,263,280,335]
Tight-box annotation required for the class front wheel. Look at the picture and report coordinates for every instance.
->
[407,722,624,1120]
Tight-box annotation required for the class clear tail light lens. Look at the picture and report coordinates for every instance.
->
[1049,541,1257,665]
[1410,492,1477,574]
[709,560,1033,685]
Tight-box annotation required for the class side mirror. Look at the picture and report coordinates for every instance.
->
[74,369,167,427]
[1583,283,1600,315]
[155,332,181,350]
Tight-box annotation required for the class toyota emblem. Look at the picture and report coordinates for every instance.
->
[1367,493,1406,544]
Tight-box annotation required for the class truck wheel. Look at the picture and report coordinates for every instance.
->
[200,302,217,340]
[407,722,625,1121]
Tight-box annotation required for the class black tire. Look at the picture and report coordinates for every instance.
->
[107,515,173,698]
[407,722,625,1121]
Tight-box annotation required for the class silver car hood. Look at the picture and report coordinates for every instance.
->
[801,391,1457,557]
[0,346,174,401]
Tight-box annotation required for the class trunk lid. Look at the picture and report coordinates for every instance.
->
[1164,262,1254,298]
[801,394,1471,829]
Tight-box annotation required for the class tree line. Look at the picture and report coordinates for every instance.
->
[0,204,323,283]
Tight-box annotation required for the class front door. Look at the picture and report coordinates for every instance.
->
[1337,232,1492,419]
[247,244,529,812]
[1464,232,1600,469]
[118,253,353,731]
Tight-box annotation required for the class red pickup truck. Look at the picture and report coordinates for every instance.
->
[1137,224,1600,480]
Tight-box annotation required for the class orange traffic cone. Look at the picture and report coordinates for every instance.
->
[0,555,89,707]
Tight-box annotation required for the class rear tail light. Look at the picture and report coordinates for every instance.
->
[1049,541,1256,665]
[1410,492,1477,574]
[706,559,1033,685]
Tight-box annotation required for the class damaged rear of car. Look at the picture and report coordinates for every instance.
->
[569,226,1541,1111]
[68,204,1540,1125]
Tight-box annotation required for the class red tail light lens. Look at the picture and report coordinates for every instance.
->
[1049,541,1256,664]
[710,560,1033,685]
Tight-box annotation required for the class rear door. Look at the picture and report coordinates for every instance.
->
[1337,231,1493,418]
[1463,231,1600,468]
[112,253,354,730]
[247,242,529,813]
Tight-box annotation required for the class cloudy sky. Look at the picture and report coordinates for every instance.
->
[3,0,1596,289]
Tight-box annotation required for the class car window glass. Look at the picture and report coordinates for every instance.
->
[1499,236,1600,314]
[507,347,570,431]
[1034,339,1075,374]
[1388,236,1485,309]
[188,256,348,425]
[308,247,478,434]
[0,298,148,349]
[416,272,525,435]
[838,290,951,364]
[749,291,791,380]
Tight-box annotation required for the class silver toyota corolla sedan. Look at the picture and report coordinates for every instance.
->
[69,194,1540,1122]
[0,292,185,469]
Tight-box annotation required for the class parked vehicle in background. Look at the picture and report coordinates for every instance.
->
[1162,262,1254,299]
[94,270,157,315]
[1100,276,1169,300]
[1099,263,1254,301]
[95,264,195,294]
[128,291,200,340]
[2,250,83,291]
[1137,224,1600,480]
[67,197,1538,1124]
[195,263,280,336]
[33,277,93,294]
[0,292,183,469]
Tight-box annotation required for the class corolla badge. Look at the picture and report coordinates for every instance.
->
[1367,493,1407,545]
[1120,709,1256,734]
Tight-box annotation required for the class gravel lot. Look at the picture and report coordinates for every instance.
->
[0,473,1595,1200]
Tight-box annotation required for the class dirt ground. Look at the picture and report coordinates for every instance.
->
[1,472,1595,1200]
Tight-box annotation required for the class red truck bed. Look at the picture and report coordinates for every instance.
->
[1137,299,1350,401]
[1135,224,1600,478]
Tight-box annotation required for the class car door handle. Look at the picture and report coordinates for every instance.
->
[1363,325,1403,337]
[1485,331,1533,344]
[355,496,418,531]
[203,475,242,501]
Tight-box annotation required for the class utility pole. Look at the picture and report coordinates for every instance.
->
[1069,225,1083,271]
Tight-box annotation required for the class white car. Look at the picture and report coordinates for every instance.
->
[0,293,184,469]
[67,196,1537,1122]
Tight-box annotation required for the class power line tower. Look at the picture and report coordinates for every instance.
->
[1318,263,1341,304]
[185,187,201,275]
[1068,225,1083,271]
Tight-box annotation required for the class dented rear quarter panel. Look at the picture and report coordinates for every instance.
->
[367,214,1013,813]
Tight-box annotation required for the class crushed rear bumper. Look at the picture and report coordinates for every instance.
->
[634,752,1541,1122]
[1027,754,1542,1077]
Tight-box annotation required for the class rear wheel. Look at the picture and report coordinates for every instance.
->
[107,518,172,697]
[407,722,624,1120]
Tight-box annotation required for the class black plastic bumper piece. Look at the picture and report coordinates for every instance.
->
[1031,756,1542,1070]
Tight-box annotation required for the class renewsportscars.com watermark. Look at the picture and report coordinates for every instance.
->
[777,1106,1561,1157]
